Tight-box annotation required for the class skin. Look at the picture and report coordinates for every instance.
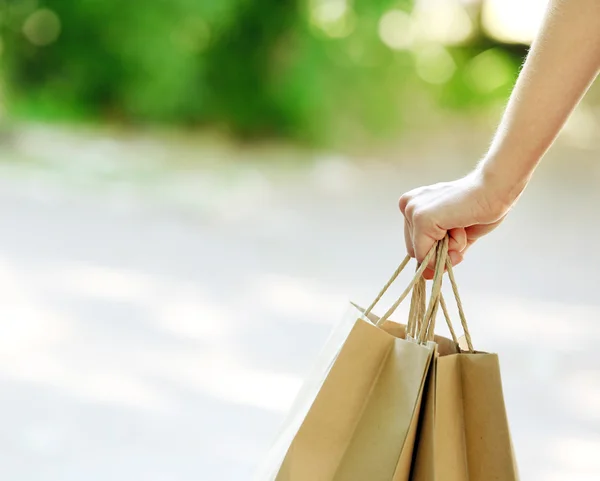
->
[399,0,600,279]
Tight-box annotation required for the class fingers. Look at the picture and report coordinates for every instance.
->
[422,266,435,281]
[423,234,467,279]
[399,174,503,271]
[446,227,467,267]
[411,211,445,264]
[448,228,467,253]
[464,216,505,240]
[402,199,436,279]
[398,192,410,215]
[401,200,466,276]
[448,249,464,267]
[399,194,445,266]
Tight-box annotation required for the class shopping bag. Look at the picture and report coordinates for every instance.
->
[410,238,519,481]
[255,250,441,481]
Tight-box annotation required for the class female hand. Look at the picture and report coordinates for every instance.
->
[399,169,515,279]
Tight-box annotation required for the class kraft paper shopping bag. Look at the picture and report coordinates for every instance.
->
[410,240,519,481]
[256,250,440,481]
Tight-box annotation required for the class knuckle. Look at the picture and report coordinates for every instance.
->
[404,200,417,219]
[412,208,431,226]
[398,194,410,214]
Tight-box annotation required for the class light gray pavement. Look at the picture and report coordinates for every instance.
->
[0,126,599,480]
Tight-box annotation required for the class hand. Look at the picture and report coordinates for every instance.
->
[399,169,515,279]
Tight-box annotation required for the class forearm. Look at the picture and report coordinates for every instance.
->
[480,0,600,204]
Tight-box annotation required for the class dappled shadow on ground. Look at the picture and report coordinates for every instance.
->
[0,130,599,480]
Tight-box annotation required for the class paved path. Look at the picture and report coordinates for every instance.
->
[0,130,599,480]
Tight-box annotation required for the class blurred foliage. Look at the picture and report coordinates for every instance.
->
[0,0,526,144]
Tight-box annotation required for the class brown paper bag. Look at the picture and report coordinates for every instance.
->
[410,241,519,481]
[256,252,441,481]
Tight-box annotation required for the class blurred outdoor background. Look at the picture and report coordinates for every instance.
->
[0,0,599,480]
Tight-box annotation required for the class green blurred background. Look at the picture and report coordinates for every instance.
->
[0,0,537,146]
[2,2,600,481]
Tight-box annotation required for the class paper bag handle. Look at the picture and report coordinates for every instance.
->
[417,236,448,341]
[363,246,437,322]
[419,236,474,352]
[406,237,452,344]
[441,257,474,351]
[406,272,426,341]
[364,235,474,351]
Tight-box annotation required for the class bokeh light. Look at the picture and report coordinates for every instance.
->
[310,0,355,38]
[411,0,473,45]
[22,8,61,47]
[379,1,473,51]
[465,48,515,94]
[483,0,548,44]
[378,10,413,51]
[415,45,456,85]
[170,17,211,53]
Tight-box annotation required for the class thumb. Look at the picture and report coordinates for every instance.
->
[448,250,464,267]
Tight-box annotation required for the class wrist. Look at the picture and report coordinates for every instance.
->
[475,157,530,214]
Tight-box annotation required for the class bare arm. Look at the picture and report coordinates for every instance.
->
[484,0,600,203]
[400,0,600,274]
